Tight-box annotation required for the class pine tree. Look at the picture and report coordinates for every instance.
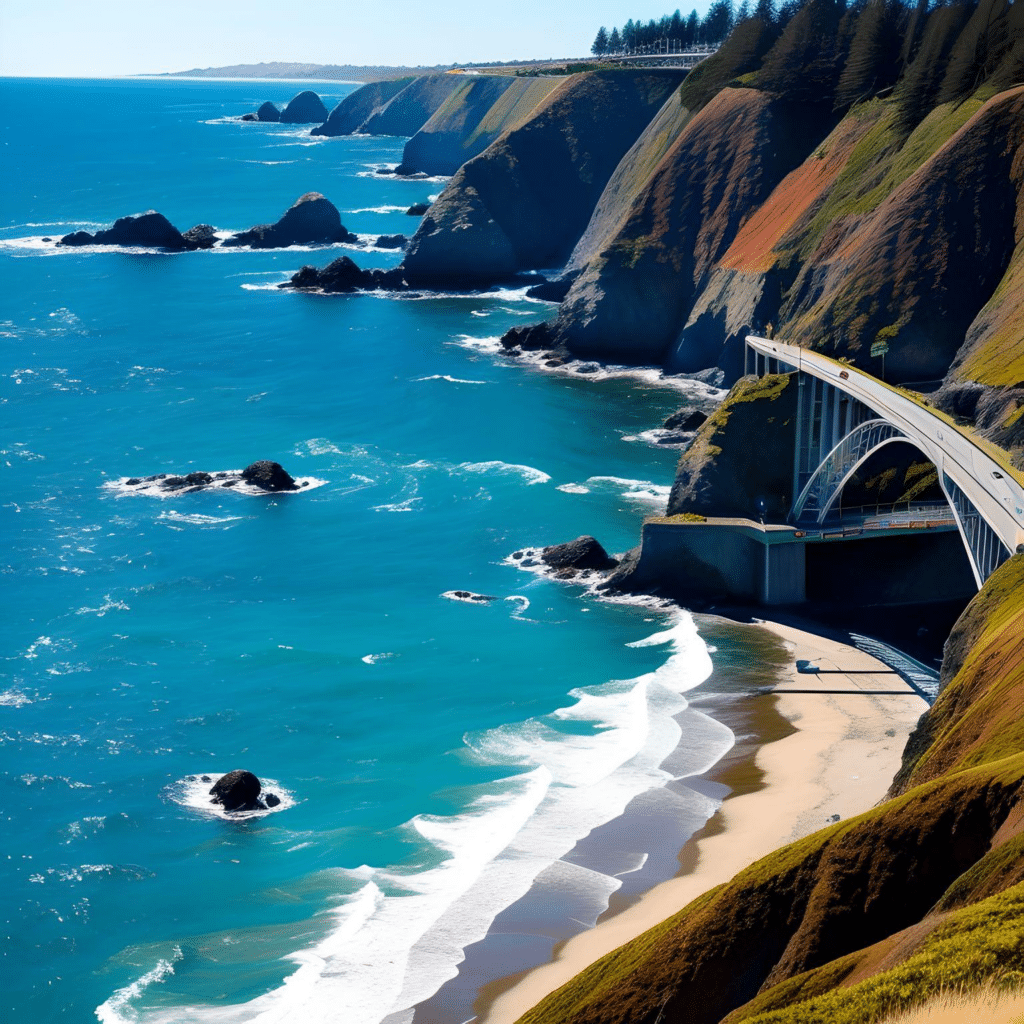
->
[737,0,753,21]
[758,0,848,104]
[623,18,637,50]
[898,0,932,71]
[894,3,975,133]
[704,0,736,42]
[986,0,1024,93]
[834,0,905,110]
[609,26,623,52]
[670,8,685,42]
[686,9,701,45]
[592,26,610,55]
[755,0,777,27]
[937,0,1010,104]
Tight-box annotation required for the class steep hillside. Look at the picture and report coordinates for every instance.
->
[358,74,464,137]
[552,88,834,366]
[397,76,562,176]
[516,555,1024,1024]
[400,70,684,287]
[666,373,799,520]
[311,78,413,136]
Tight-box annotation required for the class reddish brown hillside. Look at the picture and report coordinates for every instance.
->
[553,88,833,364]
[783,86,1024,381]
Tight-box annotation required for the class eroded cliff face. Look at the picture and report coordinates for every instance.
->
[553,88,834,366]
[517,556,1024,1024]
[401,71,685,288]
[357,74,465,137]
[397,75,563,176]
[311,78,413,137]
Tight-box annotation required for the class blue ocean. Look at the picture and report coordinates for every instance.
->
[1,77,764,1024]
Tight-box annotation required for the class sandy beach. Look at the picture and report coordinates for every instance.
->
[475,614,929,1024]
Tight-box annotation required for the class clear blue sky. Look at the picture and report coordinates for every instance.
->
[0,0,715,77]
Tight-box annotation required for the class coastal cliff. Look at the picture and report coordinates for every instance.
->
[396,75,562,176]
[516,555,1024,1024]
[401,70,684,287]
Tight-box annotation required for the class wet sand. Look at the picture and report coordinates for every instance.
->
[473,614,928,1024]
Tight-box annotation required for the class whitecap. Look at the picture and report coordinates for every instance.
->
[413,374,490,385]
[156,510,245,528]
[347,205,408,214]
[361,653,397,665]
[556,483,591,494]
[372,497,422,513]
[458,461,550,486]
[95,947,183,1024]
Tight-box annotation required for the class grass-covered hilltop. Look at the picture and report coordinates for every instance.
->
[282,7,1024,1018]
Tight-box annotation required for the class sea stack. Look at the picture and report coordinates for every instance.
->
[280,91,329,124]
[222,193,356,249]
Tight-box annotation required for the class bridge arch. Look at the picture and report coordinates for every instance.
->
[745,337,1022,588]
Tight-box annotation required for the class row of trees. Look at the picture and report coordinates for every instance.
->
[591,1,796,56]
[670,0,1023,127]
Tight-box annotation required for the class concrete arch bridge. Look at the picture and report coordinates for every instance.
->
[745,336,1024,589]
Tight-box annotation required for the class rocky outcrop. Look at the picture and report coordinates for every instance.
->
[667,372,799,521]
[241,460,299,491]
[396,75,562,176]
[406,202,430,216]
[222,193,356,249]
[311,78,414,136]
[375,233,407,249]
[283,257,408,293]
[280,90,329,124]
[400,71,683,289]
[257,101,280,122]
[58,212,194,250]
[121,462,306,493]
[210,770,263,811]
[358,74,464,137]
[181,224,217,249]
[541,536,617,573]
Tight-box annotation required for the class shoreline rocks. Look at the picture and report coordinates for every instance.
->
[122,461,306,494]
[280,90,329,124]
[58,211,199,250]
[541,536,618,576]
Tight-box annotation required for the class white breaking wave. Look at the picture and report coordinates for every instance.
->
[96,947,183,1023]
[413,374,490,385]
[102,614,730,1024]
[457,461,550,486]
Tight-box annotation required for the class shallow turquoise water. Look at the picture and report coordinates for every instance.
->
[1,78,734,1023]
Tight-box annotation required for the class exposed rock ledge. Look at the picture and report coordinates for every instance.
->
[124,461,304,493]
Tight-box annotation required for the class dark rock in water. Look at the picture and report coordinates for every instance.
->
[59,212,189,250]
[210,770,262,812]
[41,237,52,242]
[241,460,299,492]
[181,224,218,250]
[406,203,430,216]
[447,590,497,603]
[599,546,643,593]
[59,230,96,246]
[161,471,214,491]
[264,792,281,807]
[280,91,328,124]
[223,192,356,249]
[200,775,212,783]
[376,167,396,175]
[257,101,281,123]
[501,321,556,352]
[526,277,575,303]
[542,536,617,572]
[376,234,407,249]
[664,409,708,431]
[284,258,409,294]
[126,477,142,486]
[289,256,366,293]
[241,113,258,122]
